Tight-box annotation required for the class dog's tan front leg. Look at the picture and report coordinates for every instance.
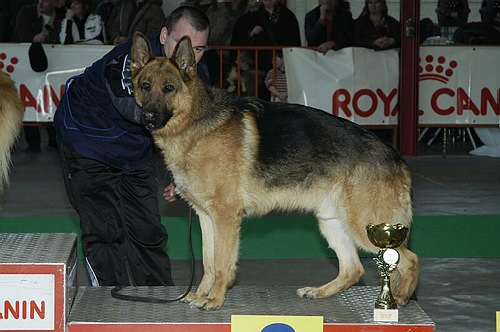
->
[183,211,215,305]
[189,211,242,310]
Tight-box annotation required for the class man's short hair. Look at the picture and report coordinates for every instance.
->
[165,6,210,33]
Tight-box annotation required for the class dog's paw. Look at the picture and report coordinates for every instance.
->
[297,287,316,298]
[188,296,224,310]
[296,286,325,299]
[393,291,411,307]
[180,291,199,304]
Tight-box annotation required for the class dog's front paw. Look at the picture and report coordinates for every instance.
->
[180,291,199,304]
[188,296,224,310]
[297,286,324,299]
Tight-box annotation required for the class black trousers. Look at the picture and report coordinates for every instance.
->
[59,145,173,286]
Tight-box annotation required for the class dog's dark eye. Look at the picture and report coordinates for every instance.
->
[163,84,175,93]
[141,82,152,92]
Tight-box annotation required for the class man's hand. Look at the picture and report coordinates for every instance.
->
[163,182,178,202]
[249,26,264,38]
[373,37,395,49]
[33,31,48,43]
[318,40,336,54]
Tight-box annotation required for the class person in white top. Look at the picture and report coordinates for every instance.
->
[60,0,105,44]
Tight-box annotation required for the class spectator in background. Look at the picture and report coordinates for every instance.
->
[265,50,287,102]
[96,0,117,26]
[354,0,400,50]
[225,51,256,96]
[106,0,165,45]
[60,0,105,44]
[305,0,354,54]
[203,0,247,46]
[231,0,300,99]
[231,0,300,50]
[11,0,65,153]
[96,0,117,43]
[12,0,65,44]
[198,0,248,87]
[0,3,12,41]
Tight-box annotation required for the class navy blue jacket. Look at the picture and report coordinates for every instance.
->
[54,31,210,171]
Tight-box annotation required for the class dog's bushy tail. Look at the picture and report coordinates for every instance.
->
[0,73,24,193]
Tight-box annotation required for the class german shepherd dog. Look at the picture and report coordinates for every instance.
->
[0,72,24,194]
[130,32,419,310]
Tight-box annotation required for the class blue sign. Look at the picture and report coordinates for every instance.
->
[261,323,296,332]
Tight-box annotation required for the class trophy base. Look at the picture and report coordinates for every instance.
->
[374,308,399,322]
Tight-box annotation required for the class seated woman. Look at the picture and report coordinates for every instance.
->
[60,0,105,44]
[354,0,400,50]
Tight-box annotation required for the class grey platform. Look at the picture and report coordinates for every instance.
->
[0,232,77,264]
[69,286,434,327]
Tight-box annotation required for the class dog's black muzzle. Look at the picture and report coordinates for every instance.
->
[141,108,170,131]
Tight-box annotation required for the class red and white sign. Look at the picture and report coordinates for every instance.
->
[0,274,55,330]
[0,265,66,332]
[285,46,500,126]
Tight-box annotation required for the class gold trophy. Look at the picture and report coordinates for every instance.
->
[366,223,409,322]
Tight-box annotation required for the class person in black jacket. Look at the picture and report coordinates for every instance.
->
[354,0,400,50]
[305,0,354,53]
[53,6,211,287]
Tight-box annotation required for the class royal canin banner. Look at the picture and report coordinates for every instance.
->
[0,43,498,125]
[285,46,500,126]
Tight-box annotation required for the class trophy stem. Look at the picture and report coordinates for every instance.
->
[375,274,397,310]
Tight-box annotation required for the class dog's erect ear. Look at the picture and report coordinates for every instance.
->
[130,32,154,77]
[171,36,197,80]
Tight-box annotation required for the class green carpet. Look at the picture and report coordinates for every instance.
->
[0,215,499,259]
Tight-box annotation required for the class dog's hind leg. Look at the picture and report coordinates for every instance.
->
[393,245,419,306]
[297,216,364,299]
[187,209,242,310]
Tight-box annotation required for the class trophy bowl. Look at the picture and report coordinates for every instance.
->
[366,223,410,314]
[366,223,408,249]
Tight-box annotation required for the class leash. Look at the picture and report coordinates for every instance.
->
[110,207,196,303]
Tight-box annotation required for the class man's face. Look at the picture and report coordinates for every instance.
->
[160,16,209,64]
[38,0,57,14]
[262,0,278,10]
[319,0,336,9]
[367,0,383,13]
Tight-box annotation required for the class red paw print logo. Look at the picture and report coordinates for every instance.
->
[418,55,457,84]
[0,53,19,74]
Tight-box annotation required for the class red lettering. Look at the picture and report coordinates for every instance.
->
[30,300,45,319]
[42,84,62,113]
[457,87,480,115]
[353,89,377,117]
[431,88,454,115]
[376,88,398,116]
[22,300,27,319]
[18,83,64,113]
[480,88,500,116]
[4,301,19,319]
[19,84,37,110]
[0,300,46,320]
[332,88,352,117]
